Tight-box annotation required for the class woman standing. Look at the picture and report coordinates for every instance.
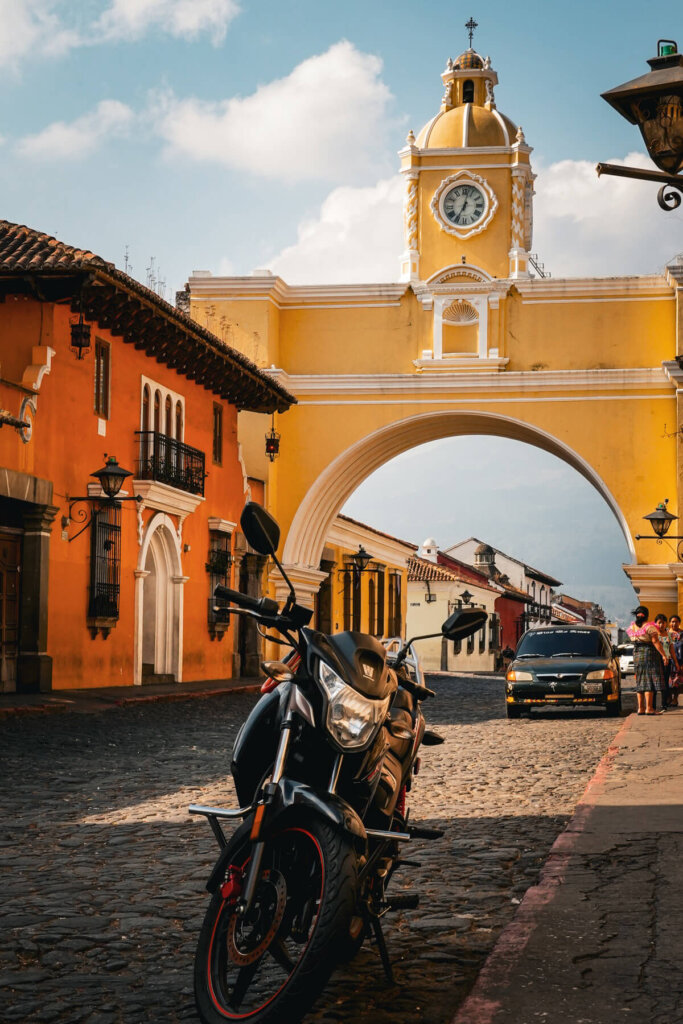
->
[655,610,679,708]
[627,605,669,715]
[669,614,682,707]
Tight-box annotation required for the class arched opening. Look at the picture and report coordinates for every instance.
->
[463,79,475,103]
[283,411,636,574]
[135,515,184,685]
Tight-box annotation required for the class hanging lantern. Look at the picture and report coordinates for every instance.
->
[70,311,92,359]
[265,415,280,462]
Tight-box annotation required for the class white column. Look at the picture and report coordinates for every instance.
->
[133,569,150,685]
[432,297,445,360]
[171,575,189,682]
[476,296,488,358]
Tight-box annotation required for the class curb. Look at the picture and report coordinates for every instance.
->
[450,712,635,1024]
[0,682,263,719]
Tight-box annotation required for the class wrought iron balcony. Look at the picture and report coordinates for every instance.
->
[135,431,205,496]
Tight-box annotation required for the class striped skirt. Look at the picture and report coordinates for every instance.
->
[633,643,664,692]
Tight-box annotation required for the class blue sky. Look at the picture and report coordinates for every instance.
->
[2,0,681,621]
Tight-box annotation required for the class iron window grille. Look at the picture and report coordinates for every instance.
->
[94,339,110,418]
[212,403,223,465]
[88,504,121,620]
[207,532,232,635]
[479,623,486,654]
[136,431,205,496]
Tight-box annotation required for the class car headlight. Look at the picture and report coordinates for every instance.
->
[586,669,614,680]
[318,661,390,750]
[506,670,534,681]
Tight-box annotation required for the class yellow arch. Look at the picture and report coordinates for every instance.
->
[282,410,637,570]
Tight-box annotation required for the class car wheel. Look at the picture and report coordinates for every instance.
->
[605,697,622,717]
[506,705,522,719]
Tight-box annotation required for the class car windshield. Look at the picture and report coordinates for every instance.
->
[516,629,606,659]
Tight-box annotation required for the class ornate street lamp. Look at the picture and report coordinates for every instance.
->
[635,499,683,560]
[597,40,683,210]
[460,589,473,606]
[351,545,373,576]
[64,455,141,542]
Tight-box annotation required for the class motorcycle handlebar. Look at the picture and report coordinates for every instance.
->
[213,585,279,617]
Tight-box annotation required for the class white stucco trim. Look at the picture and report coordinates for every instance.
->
[134,512,184,686]
[282,410,638,574]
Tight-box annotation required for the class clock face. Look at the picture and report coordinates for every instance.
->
[442,183,487,227]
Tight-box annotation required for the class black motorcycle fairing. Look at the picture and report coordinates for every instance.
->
[231,686,286,806]
[304,628,397,700]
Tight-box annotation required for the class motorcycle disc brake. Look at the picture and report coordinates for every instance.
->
[227,869,287,966]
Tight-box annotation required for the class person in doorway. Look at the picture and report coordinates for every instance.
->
[654,614,678,709]
[627,606,668,715]
[668,614,683,707]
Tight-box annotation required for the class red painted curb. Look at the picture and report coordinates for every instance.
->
[451,713,636,1024]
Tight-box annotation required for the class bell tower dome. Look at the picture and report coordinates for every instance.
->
[399,34,535,284]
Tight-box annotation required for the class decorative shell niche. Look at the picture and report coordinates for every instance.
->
[442,299,479,355]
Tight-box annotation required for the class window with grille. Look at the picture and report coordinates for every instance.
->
[387,572,402,637]
[376,569,385,637]
[213,403,223,465]
[368,577,376,636]
[467,630,475,655]
[88,504,121,619]
[479,623,486,653]
[207,531,232,631]
[94,339,110,418]
[489,612,500,650]
[343,570,352,631]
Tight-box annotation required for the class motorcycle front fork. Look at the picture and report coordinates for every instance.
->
[235,706,295,916]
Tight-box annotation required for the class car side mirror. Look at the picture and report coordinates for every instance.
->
[240,502,280,556]
[441,608,488,641]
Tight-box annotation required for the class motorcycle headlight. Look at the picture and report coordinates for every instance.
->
[318,661,390,751]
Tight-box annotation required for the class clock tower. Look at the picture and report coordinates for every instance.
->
[400,44,535,284]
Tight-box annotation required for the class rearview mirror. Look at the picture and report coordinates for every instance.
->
[240,502,280,556]
[442,608,488,641]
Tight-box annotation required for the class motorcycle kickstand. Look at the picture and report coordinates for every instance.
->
[370,916,396,985]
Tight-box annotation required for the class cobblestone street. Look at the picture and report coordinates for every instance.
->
[0,677,622,1024]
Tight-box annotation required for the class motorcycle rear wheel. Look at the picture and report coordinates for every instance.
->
[194,818,357,1024]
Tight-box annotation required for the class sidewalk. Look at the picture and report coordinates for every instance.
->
[452,707,683,1024]
[0,675,262,716]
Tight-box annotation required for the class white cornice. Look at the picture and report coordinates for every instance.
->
[265,367,671,397]
[132,480,204,517]
[663,360,683,386]
[188,276,408,309]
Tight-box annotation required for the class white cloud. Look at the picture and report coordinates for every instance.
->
[269,176,403,282]
[264,152,683,285]
[153,41,395,182]
[15,100,135,160]
[0,0,239,69]
[533,152,683,277]
[0,0,78,69]
[94,0,240,44]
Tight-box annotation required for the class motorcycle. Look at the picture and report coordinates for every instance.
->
[190,502,487,1024]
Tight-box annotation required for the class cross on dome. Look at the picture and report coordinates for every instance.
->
[465,17,478,47]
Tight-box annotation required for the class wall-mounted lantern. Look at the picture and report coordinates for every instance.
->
[597,40,683,210]
[70,311,92,359]
[351,545,373,578]
[265,415,280,462]
[460,589,473,606]
[64,456,141,542]
[635,498,683,560]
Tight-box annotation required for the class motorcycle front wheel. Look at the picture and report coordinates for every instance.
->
[194,818,357,1024]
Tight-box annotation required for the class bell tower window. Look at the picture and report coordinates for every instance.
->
[463,79,475,103]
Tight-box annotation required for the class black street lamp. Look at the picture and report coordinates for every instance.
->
[597,40,683,210]
[351,545,372,576]
[64,455,142,542]
[635,499,683,559]
[460,589,473,606]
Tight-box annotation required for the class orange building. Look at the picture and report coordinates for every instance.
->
[0,221,293,693]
